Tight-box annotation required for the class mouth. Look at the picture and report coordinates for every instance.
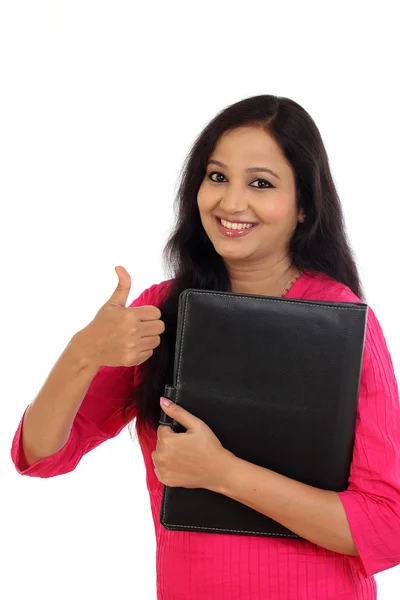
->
[214,216,259,238]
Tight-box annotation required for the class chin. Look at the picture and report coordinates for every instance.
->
[216,245,254,261]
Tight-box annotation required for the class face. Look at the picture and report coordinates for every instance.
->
[197,126,305,266]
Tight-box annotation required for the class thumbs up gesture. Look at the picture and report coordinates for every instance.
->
[80,266,165,368]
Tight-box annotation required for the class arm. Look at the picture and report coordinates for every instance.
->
[336,307,400,577]
[16,335,101,470]
[10,286,157,477]
[11,360,137,478]
[213,456,358,556]
[212,306,400,577]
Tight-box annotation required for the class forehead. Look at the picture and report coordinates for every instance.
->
[211,126,291,175]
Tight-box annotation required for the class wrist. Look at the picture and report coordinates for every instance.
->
[67,329,102,374]
[209,449,239,495]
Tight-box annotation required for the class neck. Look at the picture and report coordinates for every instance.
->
[227,257,300,297]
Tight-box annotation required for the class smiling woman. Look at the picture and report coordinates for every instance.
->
[197,126,306,274]
[11,94,400,600]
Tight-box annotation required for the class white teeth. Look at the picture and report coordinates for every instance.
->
[220,218,254,230]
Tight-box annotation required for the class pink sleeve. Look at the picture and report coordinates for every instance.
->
[337,306,400,578]
[10,282,170,478]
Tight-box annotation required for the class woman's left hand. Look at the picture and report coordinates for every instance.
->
[152,397,234,491]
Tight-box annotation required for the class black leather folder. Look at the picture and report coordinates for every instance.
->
[159,288,368,538]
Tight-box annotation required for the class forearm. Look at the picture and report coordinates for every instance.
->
[212,453,358,557]
[20,330,100,468]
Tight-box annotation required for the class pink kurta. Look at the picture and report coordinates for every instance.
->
[11,269,400,599]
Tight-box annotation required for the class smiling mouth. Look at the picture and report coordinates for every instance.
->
[215,216,259,237]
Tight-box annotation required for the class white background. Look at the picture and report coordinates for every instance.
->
[1,1,399,598]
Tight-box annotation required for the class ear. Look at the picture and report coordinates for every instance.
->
[298,208,306,223]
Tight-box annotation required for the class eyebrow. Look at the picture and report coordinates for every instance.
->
[207,159,281,181]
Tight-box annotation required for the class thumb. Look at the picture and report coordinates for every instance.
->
[108,266,132,307]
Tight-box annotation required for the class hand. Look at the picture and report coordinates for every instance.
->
[152,398,234,491]
[75,266,165,368]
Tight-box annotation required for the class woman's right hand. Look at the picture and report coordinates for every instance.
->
[77,266,165,368]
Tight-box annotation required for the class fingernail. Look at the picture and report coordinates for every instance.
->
[161,397,172,407]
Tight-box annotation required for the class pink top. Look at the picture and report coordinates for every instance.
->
[11,269,400,599]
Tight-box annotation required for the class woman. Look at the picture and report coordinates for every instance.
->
[11,95,400,599]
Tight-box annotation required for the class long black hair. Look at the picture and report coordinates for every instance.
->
[121,94,366,435]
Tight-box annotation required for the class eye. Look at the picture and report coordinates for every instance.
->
[207,171,274,189]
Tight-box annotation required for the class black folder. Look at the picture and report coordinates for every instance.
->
[159,288,368,538]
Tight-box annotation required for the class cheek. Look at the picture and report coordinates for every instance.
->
[259,195,293,222]
[197,188,209,214]
[197,180,217,214]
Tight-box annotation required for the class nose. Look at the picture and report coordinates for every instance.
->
[219,187,249,213]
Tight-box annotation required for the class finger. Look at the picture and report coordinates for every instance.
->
[131,304,162,321]
[160,398,201,431]
[139,319,165,337]
[138,335,161,352]
[157,423,174,442]
[132,349,154,366]
[154,466,162,483]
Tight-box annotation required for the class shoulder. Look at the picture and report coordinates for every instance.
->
[305,271,393,370]
[128,279,174,308]
[302,269,362,304]
[303,269,376,335]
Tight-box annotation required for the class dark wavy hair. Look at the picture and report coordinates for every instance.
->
[121,94,366,435]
